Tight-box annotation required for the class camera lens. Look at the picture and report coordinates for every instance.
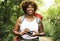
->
[28,31,33,36]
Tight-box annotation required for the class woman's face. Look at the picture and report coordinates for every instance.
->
[26,5,35,16]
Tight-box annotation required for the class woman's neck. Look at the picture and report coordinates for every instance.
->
[25,14,34,19]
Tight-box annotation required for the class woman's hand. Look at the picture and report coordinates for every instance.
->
[24,28,29,33]
[31,31,45,36]
[31,31,39,36]
[20,28,29,35]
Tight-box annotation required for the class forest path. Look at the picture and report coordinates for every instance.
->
[39,37,53,41]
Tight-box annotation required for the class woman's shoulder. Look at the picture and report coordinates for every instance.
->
[19,15,25,22]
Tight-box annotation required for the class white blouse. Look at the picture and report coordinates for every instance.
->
[19,18,38,39]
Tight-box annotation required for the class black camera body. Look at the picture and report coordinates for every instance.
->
[27,31,33,36]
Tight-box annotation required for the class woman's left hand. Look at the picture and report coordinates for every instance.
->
[31,31,39,36]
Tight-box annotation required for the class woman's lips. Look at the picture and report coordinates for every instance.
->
[28,10,33,13]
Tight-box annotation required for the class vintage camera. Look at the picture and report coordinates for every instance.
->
[27,31,33,36]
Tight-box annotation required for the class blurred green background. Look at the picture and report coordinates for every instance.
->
[0,0,60,41]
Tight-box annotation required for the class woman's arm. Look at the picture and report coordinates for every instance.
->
[13,18,25,36]
[32,21,45,36]
[38,21,45,36]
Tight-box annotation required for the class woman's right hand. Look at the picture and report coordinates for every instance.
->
[20,28,29,35]
[24,28,29,33]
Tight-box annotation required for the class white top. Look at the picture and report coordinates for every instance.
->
[19,17,38,39]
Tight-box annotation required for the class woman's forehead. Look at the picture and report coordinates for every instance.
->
[27,4,34,7]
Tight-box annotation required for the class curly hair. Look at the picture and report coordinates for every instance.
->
[20,1,38,13]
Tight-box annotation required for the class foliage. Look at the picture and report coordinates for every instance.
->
[0,0,23,41]
[42,0,60,41]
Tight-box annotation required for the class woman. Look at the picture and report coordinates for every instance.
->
[13,1,45,41]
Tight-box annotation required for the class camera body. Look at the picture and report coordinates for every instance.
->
[27,31,33,36]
